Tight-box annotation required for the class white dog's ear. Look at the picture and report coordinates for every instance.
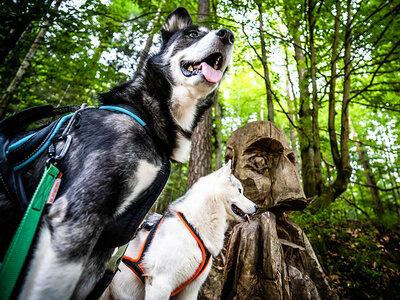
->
[161,7,193,43]
[222,160,232,176]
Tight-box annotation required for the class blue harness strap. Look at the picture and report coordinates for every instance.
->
[5,105,146,172]
[99,106,146,126]
[7,114,73,171]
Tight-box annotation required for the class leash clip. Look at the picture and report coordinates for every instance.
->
[46,135,72,166]
[46,103,92,167]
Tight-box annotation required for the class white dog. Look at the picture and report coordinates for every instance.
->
[102,162,258,300]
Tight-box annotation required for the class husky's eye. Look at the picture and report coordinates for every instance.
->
[238,188,242,194]
[188,31,199,38]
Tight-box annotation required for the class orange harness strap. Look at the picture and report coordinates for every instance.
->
[122,211,211,296]
[122,216,165,283]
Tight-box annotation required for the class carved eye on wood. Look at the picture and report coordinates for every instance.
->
[286,150,296,165]
[248,155,268,174]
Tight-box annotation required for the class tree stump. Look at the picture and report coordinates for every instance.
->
[199,121,337,300]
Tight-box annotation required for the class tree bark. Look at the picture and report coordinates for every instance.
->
[186,106,213,189]
[197,0,210,22]
[292,31,316,198]
[186,0,213,189]
[213,93,223,170]
[308,0,323,195]
[257,2,274,123]
[312,0,353,210]
[327,0,341,171]
[0,1,52,65]
[350,118,384,217]
[338,0,353,190]
[136,6,163,74]
[284,47,300,171]
[0,0,62,119]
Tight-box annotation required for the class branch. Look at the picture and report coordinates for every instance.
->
[349,39,400,102]
[269,81,304,133]
[318,127,400,153]
[352,0,398,40]
[85,10,167,23]
[246,59,304,134]
[284,47,298,109]
[352,99,400,113]
[350,181,400,192]
[241,23,263,64]
[322,156,334,168]
[340,196,371,219]
[245,61,265,80]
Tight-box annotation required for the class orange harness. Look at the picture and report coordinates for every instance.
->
[122,211,211,296]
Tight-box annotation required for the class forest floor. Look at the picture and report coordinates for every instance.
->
[296,213,400,299]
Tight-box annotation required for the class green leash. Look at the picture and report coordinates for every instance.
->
[0,163,61,300]
[106,243,129,274]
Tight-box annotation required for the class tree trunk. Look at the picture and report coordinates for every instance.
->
[350,118,384,217]
[327,0,341,170]
[213,93,223,170]
[186,105,213,189]
[136,6,163,74]
[284,47,300,171]
[292,32,316,198]
[0,0,63,119]
[386,149,400,216]
[338,0,353,192]
[2,22,34,66]
[257,2,274,123]
[197,0,210,22]
[308,0,323,195]
[186,0,213,189]
[312,0,353,211]
[0,0,53,65]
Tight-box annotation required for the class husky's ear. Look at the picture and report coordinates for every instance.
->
[161,7,193,43]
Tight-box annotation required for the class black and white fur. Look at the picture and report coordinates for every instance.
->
[0,7,233,299]
[102,162,258,300]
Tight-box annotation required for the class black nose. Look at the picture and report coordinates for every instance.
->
[216,28,234,45]
[254,205,258,211]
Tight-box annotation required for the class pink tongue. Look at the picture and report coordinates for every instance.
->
[246,214,251,224]
[200,62,223,83]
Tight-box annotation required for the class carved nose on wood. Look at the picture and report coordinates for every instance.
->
[270,155,307,210]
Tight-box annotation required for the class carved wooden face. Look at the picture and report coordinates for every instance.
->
[225,121,307,212]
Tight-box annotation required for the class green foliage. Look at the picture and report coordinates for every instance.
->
[155,162,188,213]
[292,206,400,299]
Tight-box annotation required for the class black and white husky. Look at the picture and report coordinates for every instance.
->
[102,162,258,300]
[0,7,234,299]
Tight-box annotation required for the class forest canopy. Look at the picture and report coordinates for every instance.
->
[1,0,399,298]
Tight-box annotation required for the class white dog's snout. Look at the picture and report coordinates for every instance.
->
[237,196,258,215]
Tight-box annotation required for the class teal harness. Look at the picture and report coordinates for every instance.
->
[0,104,150,299]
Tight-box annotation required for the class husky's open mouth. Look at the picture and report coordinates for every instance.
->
[231,204,251,224]
[181,52,224,83]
